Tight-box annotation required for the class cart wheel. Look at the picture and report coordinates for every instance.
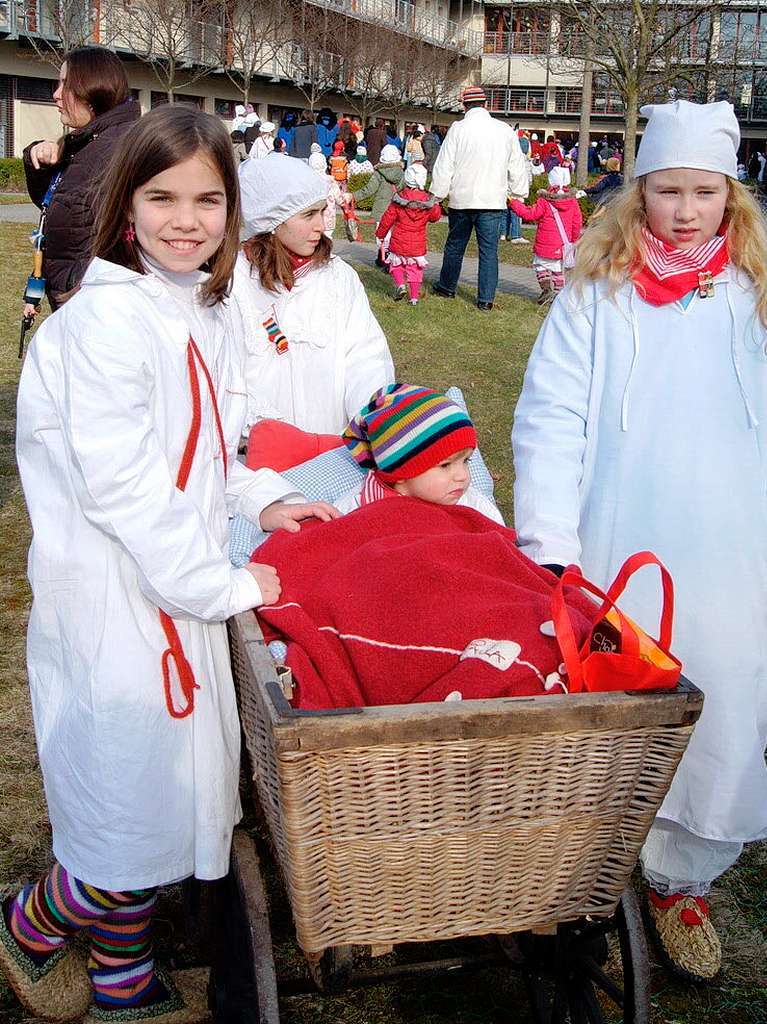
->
[510,888,650,1024]
[306,945,355,994]
[209,830,280,1024]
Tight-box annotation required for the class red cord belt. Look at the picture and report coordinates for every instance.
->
[160,337,228,719]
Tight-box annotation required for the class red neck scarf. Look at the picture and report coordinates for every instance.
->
[632,227,729,306]
[286,250,316,290]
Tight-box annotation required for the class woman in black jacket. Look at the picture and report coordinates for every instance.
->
[23,46,140,310]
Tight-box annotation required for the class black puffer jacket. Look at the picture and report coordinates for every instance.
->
[23,99,140,308]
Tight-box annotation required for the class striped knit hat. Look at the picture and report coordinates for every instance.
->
[462,86,487,105]
[343,384,477,483]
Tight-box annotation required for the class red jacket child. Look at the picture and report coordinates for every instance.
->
[376,182,442,257]
[509,184,582,261]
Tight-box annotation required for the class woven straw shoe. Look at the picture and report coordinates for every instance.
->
[83,967,210,1024]
[0,903,91,1022]
[646,889,722,983]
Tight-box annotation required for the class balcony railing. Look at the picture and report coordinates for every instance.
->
[554,88,581,114]
[307,0,482,56]
[487,85,545,113]
[483,30,549,55]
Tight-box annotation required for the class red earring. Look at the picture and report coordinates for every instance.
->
[123,223,136,242]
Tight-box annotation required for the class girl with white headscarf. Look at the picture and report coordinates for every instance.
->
[233,156,394,434]
[513,101,767,984]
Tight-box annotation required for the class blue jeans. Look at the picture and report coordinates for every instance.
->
[502,208,522,239]
[438,209,504,304]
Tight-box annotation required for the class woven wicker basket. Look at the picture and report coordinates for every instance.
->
[229,612,702,956]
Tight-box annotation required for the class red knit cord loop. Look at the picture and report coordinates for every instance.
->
[157,337,227,719]
[681,908,703,926]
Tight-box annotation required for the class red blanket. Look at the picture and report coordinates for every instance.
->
[255,499,595,709]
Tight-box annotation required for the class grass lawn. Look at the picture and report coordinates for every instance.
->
[0,195,32,206]
[0,221,765,1023]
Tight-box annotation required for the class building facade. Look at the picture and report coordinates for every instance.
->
[481,1,767,154]
[0,0,483,157]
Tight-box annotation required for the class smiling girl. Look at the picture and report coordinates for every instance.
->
[5,106,334,1024]
[512,101,767,984]
[233,156,394,435]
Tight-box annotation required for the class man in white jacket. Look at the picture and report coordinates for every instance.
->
[430,86,529,310]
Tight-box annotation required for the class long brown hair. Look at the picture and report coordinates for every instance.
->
[63,46,129,117]
[571,176,767,328]
[91,105,240,305]
[242,232,332,292]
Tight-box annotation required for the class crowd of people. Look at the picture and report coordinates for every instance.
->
[3,42,766,1024]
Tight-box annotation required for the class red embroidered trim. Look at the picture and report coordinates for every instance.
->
[649,890,710,927]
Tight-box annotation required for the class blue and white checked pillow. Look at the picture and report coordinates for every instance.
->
[229,387,496,566]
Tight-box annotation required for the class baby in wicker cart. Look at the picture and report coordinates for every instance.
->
[334,383,505,524]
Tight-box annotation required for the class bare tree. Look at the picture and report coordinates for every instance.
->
[221,0,289,107]
[341,20,392,126]
[122,0,223,102]
[383,35,424,130]
[553,1,729,178]
[276,0,345,112]
[411,45,469,123]
[15,0,120,69]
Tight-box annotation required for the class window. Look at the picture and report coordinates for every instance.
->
[554,89,581,115]
[215,98,237,118]
[151,92,204,109]
[591,74,624,115]
[487,86,545,114]
[15,76,56,102]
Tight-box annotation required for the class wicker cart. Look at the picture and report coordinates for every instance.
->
[218,611,703,1024]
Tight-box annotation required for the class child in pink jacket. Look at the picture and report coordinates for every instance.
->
[509,166,582,304]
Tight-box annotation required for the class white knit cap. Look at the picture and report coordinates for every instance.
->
[634,100,739,179]
[380,144,401,163]
[547,166,569,191]
[404,164,427,189]
[239,156,329,235]
[259,121,274,133]
[308,152,326,172]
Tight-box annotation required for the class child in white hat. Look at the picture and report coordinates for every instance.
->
[513,100,767,983]
[233,156,394,436]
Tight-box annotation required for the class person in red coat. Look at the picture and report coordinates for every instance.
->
[509,166,582,304]
[375,164,442,305]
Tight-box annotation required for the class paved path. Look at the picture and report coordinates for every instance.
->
[0,203,539,300]
[333,237,538,301]
[0,201,37,223]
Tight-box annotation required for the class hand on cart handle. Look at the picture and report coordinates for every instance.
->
[259,500,341,534]
[246,562,281,606]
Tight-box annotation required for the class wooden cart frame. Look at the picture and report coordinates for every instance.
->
[215,611,703,1024]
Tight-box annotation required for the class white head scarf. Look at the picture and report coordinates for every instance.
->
[547,166,570,192]
[404,164,427,189]
[308,152,327,173]
[239,156,329,235]
[380,144,401,164]
[634,100,739,179]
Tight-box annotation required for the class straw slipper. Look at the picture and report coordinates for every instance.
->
[0,901,91,1022]
[645,889,722,983]
[83,967,210,1023]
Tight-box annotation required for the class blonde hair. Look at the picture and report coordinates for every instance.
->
[571,178,767,327]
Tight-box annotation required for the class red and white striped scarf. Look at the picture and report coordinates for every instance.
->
[633,227,729,306]
[359,472,400,507]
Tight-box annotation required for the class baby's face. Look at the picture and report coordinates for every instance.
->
[394,448,473,505]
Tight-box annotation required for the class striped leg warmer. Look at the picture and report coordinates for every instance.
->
[7,863,165,1009]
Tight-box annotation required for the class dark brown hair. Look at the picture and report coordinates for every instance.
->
[242,232,332,293]
[63,46,129,117]
[92,105,241,306]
